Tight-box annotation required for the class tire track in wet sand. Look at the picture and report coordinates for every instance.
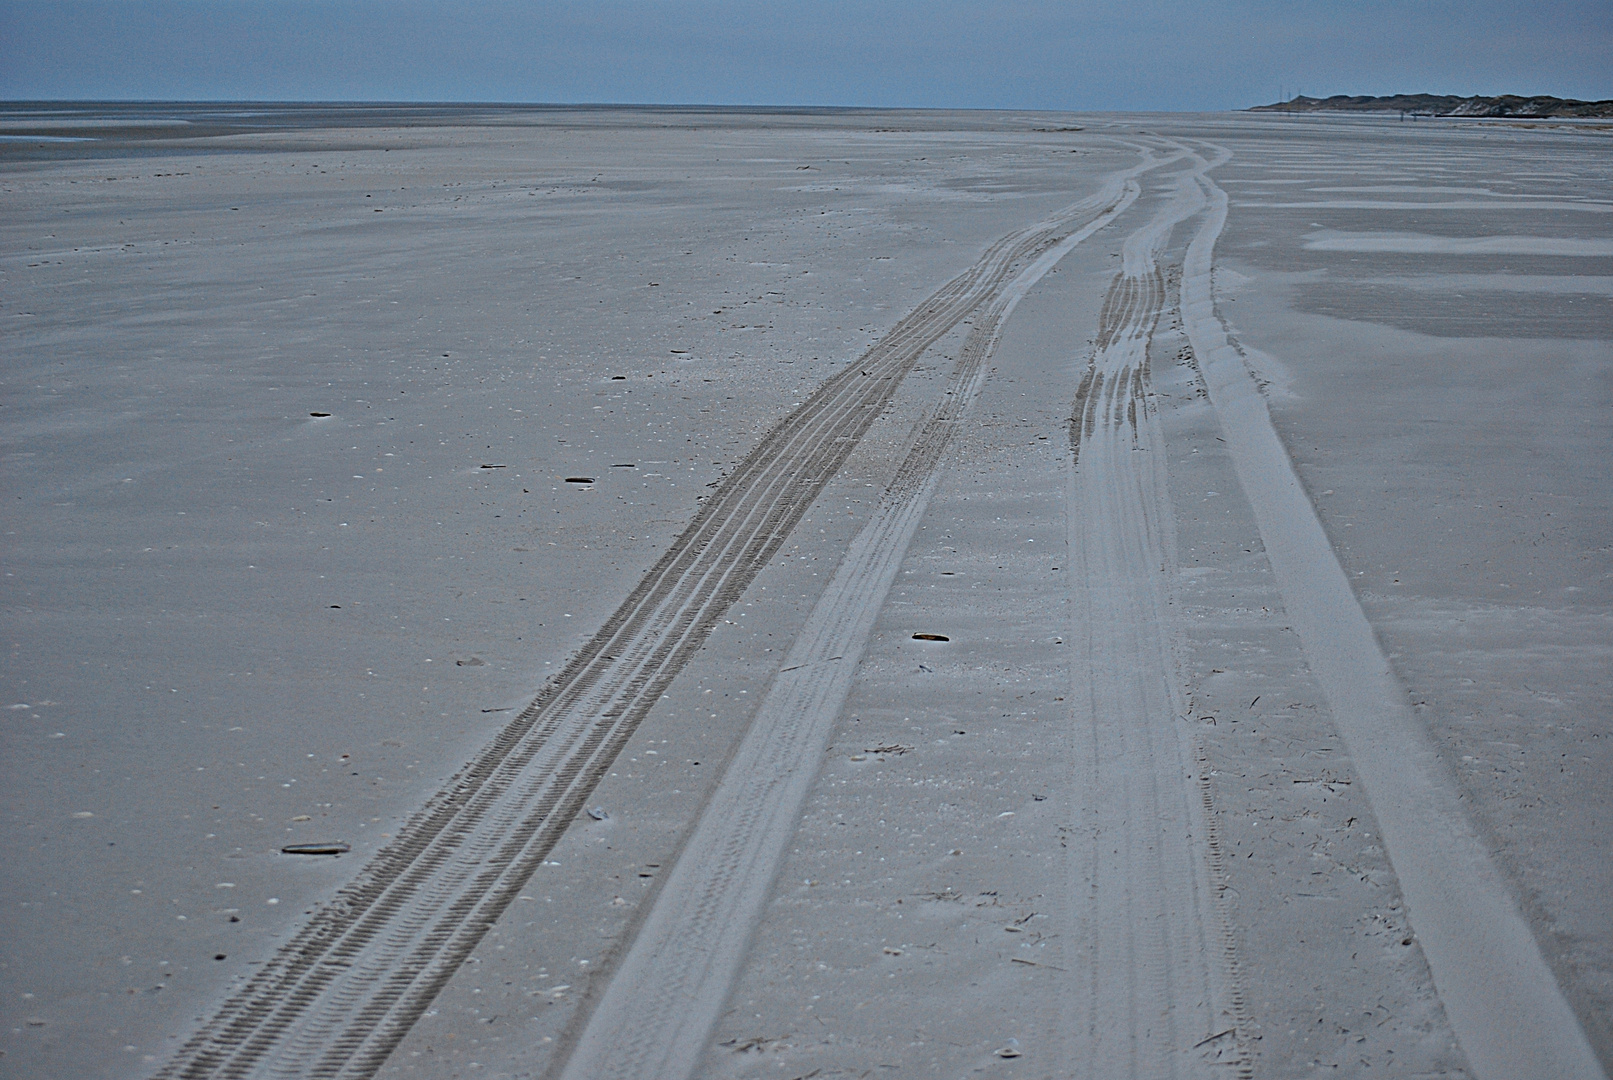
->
[157,154,1176,1080]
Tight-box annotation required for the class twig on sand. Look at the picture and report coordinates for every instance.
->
[1010,957,1066,971]
[1193,1028,1236,1048]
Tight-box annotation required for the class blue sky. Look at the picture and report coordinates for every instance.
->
[2,1,1609,110]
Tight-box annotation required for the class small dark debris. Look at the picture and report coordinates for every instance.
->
[611,463,636,468]
[281,843,350,856]
[480,463,506,469]
[309,411,331,418]
[610,375,627,380]
[912,633,950,642]
[565,477,595,484]
[213,954,227,961]
[456,657,486,667]
[329,605,341,609]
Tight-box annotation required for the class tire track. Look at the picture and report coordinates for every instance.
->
[156,157,1171,1080]
[551,176,1144,1080]
[1064,156,1251,1079]
[1181,146,1607,1080]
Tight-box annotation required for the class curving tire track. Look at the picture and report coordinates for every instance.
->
[1181,145,1607,1080]
[156,160,1166,1080]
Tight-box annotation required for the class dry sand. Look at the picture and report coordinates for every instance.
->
[1,106,1608,1079]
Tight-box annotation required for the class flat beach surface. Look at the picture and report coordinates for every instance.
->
[2,105,1609,1079]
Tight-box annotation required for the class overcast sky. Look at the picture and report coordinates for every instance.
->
[2,1,1609,111]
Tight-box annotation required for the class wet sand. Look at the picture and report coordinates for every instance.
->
[2,105,1608,1079]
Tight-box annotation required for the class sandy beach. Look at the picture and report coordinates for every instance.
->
[2,105,1608,1079]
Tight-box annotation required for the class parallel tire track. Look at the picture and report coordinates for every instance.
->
[1064,158,1250,1079]
[551,172,1148,1079]
[558,311,1007,1080]
[157,174,1147,1080]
